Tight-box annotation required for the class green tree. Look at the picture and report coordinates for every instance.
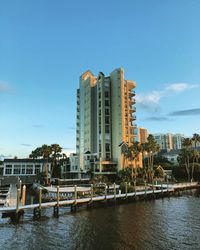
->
[182,137,192,149]
[190,149,200,181]
[178,148,190,181]
[143,135,160,182]
[51,144,62,177]
[127,142,141,182]
[192,133,200,148]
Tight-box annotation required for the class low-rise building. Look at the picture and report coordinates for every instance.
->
[1,159,51,184]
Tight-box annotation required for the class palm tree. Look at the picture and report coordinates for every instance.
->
[40,144,52,185]
[120,142,129,169]
[29,147,42,159]
[144,135,160,182]
[192,133,200,148]
[190,149,200,181]
[178,148,190,181]
[182,137,192,149]
[50,144,62,177]
[140,142,148,168]
[127,142,141,182]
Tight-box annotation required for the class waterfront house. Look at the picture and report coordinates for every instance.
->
[1,159,51,184]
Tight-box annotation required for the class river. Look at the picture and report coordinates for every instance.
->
[0,189,199,250]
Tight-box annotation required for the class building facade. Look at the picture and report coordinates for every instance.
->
[2,159,51,177]
[173,134,184,150]
[153,133,184,151]
[76,68,138,176]
[136,127,148,143]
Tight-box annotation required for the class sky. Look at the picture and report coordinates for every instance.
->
[0,0,200,159]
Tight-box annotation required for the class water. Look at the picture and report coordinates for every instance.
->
[0,190,200,250]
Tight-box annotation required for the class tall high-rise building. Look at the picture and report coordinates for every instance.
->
[153,133,173,151]
[173,134,184,150]
[76,68,137,176]
[153,133,184,151]
[136,127,148,143]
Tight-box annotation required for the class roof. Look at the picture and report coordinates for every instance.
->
[3,158,51,163]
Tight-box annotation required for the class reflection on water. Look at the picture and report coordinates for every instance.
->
[0,190,200,250]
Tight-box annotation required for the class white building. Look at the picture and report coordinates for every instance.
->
[76,68,138,177]
[2,159,51,177]
[153,133,184,151]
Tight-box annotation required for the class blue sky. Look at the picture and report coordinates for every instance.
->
[0,0,200,158]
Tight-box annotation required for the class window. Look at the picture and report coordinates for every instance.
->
[21,165,26,174]
[13,165,21,175]
[105,116,109,124]
[105,125,110,133]
[26,165,33,175]
[105,91,109,98]
[35,165,41,175]
[105,109,109,115]
[5,165,12,175]
[105,143,110,152]
[105,100,109,106]
[106,153,110,159]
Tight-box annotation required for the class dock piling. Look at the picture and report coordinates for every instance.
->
[105,184,107,200]
[54,186,60,217]
[90,184,93,202]
[125,182,128,198]
[114,183,116,201]
[21,185,26,206]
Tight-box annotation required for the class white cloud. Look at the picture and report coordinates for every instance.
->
[136,91,162,105]
[165,83,199,92]
[137,82,200,112]
[136,91,163,112]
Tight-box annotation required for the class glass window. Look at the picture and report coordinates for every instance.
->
[105,143,110,152]
[106,153,110,159]
[13,165,21,175]
[5,165,12,175]
[105,116,109,124]
[105,91,109,98]
[105,125,110,133]
[105,100,109,106]
[21,165,26,174]
[35,165,41,175]
[105,109,109,115]
[26,165,33,175]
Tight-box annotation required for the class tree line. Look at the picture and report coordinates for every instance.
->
[29,144,67,184]
[178,133,200,181]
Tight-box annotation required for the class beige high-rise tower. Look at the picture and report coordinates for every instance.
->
[76,68,137,177]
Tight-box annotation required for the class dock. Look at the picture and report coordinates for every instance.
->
[0,181,199,221]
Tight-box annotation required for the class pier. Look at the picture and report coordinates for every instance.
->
[0,181,199,221]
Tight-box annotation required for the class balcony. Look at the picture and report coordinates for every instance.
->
[129,92,135,97]
[130,115,136,120]
[129,106,136,113]
[129,98,136,105]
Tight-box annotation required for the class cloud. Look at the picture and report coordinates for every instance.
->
[0,154,12,158]
[165,83,199,92]
[21,143,32,147]
[169,108,200,116]
[0,81,12,93]
[136,91,162,112]
[145,116,169,121]
[137,83,200,112]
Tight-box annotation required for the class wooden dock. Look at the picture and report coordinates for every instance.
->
[0,181,198,221]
